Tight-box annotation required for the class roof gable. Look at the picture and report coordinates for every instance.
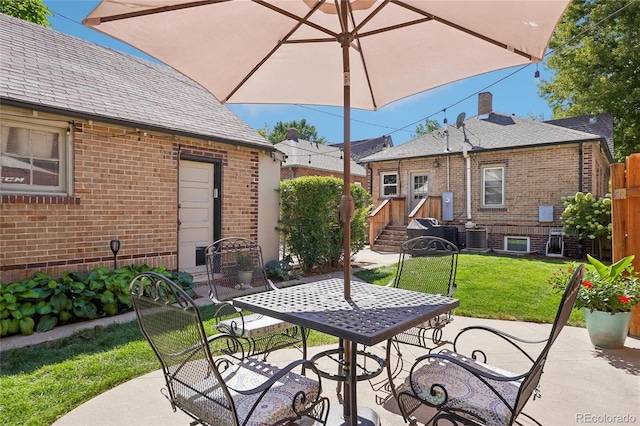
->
[329,135,393,161]
[0,13,269,148]
[275,139,366,176]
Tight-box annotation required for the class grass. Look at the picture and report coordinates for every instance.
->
[1,253,580,426]
[0,304,337,426]
[355,252,585,326]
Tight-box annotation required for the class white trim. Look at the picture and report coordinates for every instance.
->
[1,118,70,194]
[482,165,505,207]
[504,236,530,252]
[380,171,398,197]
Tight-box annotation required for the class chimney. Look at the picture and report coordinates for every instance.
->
[478,92,493,117]
[286,128,299,142]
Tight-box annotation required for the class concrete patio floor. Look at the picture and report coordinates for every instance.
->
[4,248,639,425]
[48,317,639,426]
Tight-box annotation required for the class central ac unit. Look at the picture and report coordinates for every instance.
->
[466,228,487,250]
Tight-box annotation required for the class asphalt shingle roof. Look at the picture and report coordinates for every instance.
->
[360,111,606,163]
[544,113,614,159]
[276,139,366,176]
[329,135,393,162]
[0,14,270,148]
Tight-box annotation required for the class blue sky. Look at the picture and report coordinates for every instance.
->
[44,0,555,146]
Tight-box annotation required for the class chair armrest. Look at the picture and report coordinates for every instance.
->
[267,278,279,291]
[453,325,547,364]
[446,282,457,297]
[384,277,395,288]
[207,332,247,359]
[413,352,527,383]
[225,359,323,395]
[405,351,527,409]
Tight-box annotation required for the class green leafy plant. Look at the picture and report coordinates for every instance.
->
[279,176,372,273]
[560,192,612,241]
[0,264,194,336]
[235,252,254,271]
[550,255,640,314]
[265,255,299,281]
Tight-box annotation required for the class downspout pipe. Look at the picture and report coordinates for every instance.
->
[462,141,472,223]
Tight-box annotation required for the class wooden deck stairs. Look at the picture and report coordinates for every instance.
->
[372,225,407,252]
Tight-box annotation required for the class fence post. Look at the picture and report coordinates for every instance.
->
[612,153,640,337]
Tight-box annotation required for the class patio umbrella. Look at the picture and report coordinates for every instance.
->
[83,0,570,299]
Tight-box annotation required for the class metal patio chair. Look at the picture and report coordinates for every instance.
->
[366,236,459,396]
[129,272,329,426]
[395,264,585,426]
[205,237,307,361]
[387,236,459,347]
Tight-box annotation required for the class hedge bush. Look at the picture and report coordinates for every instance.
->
[279,176,372,273]
[0,264,194,336]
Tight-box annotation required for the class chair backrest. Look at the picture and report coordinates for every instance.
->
[205,237,272,301]
[393,236,459,296]
[129,272,238,424]
[514,264,584,417]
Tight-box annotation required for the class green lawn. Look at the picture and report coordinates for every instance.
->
[0,253,581,426]
[356,252,585,326]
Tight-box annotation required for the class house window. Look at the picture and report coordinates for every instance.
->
[482,166,504,207]
[381,172,398,197]
[505,236,530,252]
[1,120,69,194]
[412,174,428,200]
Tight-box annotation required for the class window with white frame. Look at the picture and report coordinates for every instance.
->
[482,165,504,207]
[1,120,69,194]
[505,236,530,252]
[380,172,398,197]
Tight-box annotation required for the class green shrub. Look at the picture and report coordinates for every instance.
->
[561,192,612,241]
[279,176,372,273]
[265,255,299,281]
[0,264,194,337]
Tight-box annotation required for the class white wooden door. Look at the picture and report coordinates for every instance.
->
[179,160,214,270]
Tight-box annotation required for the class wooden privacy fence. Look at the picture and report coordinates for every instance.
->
[611,153,640,337]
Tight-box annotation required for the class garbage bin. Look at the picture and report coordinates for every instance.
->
[407,218,459,247]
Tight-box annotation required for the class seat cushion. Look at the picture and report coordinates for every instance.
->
[217,313,297,338]
[174,358,320,426]
[405,349,521,426]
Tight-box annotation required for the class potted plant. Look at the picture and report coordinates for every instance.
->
[235,251,254,288]
[550,255,639,348]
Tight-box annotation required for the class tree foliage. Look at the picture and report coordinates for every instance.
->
[539,0,640,161]
[259,119,327,144]
[0,0,52,27]
[412,118,441,138]
[279,176,371,273]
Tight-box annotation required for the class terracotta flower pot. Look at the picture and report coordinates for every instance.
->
[583,308,632,349]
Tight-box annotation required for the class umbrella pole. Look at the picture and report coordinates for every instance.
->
[338,2,356,424]
[338,20,354,302]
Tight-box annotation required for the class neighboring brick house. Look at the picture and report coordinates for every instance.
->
[275,128,368,186]
[0,14,281,283]
[360,92,614,256]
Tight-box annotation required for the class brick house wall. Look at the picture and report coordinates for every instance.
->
[1,112,263,283]
[367,141,609,255]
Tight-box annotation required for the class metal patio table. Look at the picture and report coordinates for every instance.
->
[233,277,460,426]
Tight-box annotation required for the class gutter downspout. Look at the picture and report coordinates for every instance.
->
[578,142,583,192]
[445,128,451,191]
[463,142,472,223]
